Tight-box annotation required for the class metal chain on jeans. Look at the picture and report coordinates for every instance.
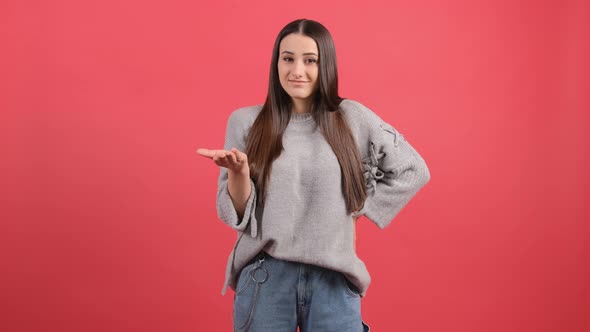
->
[236,254,268,332]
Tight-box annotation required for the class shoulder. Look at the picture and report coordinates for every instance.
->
[226,104,264,132]
[339,98,386,131]
[222,104,263,147]
[339,99,407,149]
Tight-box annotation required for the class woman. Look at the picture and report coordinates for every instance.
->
[197,18,430,332]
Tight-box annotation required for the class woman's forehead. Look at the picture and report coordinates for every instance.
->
[279,34,318,55]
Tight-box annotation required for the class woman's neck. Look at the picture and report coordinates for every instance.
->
[291,98,311,114]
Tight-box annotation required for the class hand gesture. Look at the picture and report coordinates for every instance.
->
[196,148,249,175]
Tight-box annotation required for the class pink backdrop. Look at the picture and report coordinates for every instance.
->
[1,0,589,331]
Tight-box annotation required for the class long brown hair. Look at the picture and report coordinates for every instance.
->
[245,19,367,214]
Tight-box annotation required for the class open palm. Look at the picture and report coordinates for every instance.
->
[196,147,249,174]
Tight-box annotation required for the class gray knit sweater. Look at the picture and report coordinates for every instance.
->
[216,99,430,297]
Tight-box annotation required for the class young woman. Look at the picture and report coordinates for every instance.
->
[197,18,430,332]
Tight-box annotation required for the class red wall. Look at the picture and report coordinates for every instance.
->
[1,0,589,331]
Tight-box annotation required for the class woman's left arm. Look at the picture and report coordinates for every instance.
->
[351,103,431,229]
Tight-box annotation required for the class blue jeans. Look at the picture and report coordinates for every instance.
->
[233,251,371,332]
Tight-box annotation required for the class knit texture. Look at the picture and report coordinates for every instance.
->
[216,99,430,297]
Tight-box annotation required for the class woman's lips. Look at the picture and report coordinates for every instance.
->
[290,80,308,86]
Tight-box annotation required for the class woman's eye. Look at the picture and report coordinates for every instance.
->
[283,57,293,62]
[306,59,317,64]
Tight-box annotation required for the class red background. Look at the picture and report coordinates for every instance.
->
[1,0,589,331]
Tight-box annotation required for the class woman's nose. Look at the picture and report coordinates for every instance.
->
[293,60,305,77]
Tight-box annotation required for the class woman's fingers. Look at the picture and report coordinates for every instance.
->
[231,148,247,163]
[198,148,249,171]
[196,148,215,158]
[215,151,229,164]
[227,150,238,164]
[197,148,229,160]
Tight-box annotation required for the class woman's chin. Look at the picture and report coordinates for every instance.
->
[288,93,312,100]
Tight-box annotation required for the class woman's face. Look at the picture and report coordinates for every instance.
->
[277,33,319,105]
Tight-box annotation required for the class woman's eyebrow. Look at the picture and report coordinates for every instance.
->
[280,51,318,56]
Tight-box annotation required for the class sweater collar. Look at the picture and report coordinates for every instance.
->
[290,111,313,122]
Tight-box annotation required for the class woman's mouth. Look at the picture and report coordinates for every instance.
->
[290,80,308,85]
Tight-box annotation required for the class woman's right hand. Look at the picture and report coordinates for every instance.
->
[196,148,249,175]
[197,147,252,219]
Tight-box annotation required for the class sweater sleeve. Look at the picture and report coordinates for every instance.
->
[215,110,259,237]
[351,102,431,229]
